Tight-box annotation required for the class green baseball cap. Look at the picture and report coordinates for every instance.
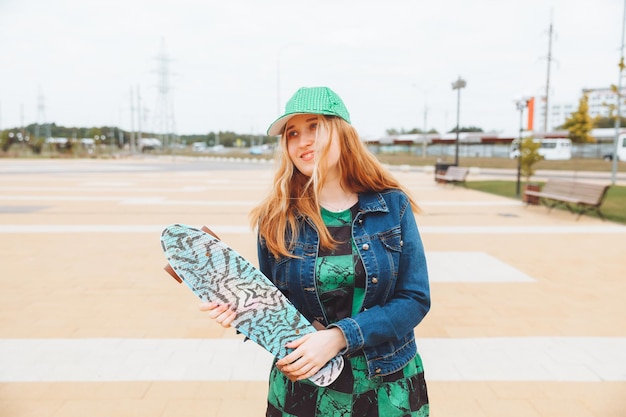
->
[267,86,351,136]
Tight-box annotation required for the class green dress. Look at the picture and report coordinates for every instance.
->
[266,205,429,417]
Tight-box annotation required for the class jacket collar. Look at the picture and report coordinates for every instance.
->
[295,191,390,221]
[357,192,389,214]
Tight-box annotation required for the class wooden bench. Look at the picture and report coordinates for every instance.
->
[524,179,610,220]
[435,166,469,186]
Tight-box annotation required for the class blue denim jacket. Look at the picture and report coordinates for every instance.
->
[257,189,430,378]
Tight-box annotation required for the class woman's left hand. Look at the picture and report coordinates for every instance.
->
[275,327,346,382]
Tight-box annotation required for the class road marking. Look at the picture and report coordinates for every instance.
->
[0,224,625,234]
[0,337,623,382]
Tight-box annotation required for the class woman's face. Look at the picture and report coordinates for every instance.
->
[284,114,340,177]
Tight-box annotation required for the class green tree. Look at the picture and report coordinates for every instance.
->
[0,130,14,152]
[519,137,543,182]
[447,126,483,133]
[216,131,237,147]
[385,127,439,135]
[593,115,626,128]
[561,93,595,143]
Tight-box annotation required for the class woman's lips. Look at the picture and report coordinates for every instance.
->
[301,151,314,161]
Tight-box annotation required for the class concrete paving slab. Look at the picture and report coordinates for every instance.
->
[1,337,625,382]
[1,157,625,416]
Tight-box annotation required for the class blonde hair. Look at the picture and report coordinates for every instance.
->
[249,116,419,259]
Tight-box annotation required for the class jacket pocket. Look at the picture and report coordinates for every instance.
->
[379,226,402,252]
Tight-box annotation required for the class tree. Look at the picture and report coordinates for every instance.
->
[0,130,15,152]
[593,115,626,128]
[385,127,440,135]
[519,137,543,182]
[447,126,483,133]
[561,93,596,143]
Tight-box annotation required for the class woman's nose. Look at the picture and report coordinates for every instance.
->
[299,131,315,146]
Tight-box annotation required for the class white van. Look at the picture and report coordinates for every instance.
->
[192,142,207,152]
[138,137,162,152]
[603,133,626,161]
[510,138,572,160]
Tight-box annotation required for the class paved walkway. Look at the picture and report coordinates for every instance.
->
[2,337,625,383]
[1,157,625,417]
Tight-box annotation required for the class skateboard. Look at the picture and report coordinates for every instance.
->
[160,224,344,387]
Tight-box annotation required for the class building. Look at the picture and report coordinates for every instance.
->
[583,87,626,119]
[529,96,575,132]
[528,87,626,132]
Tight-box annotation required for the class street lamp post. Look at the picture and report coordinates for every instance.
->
[451,76,466,166]
[515,99,530,197]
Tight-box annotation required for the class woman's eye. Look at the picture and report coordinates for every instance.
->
[286,130,299,139]
[309,123,318,131]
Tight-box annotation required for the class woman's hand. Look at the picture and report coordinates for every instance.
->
[198,300,237,328]
[276,327,346,382]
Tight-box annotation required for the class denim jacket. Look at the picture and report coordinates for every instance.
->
[257,189,430,379]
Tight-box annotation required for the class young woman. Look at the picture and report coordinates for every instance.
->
[200,86,431,416]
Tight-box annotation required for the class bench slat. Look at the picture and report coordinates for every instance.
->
[526,179,610,220]
[435,166,469,184]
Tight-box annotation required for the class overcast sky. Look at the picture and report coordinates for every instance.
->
[0,0,624,138]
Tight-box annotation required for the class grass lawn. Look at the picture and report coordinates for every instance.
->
[370,153,625,224]
[374,154,626,172]
[464,180,626,224]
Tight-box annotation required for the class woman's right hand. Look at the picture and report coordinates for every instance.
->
[198,300,237,328]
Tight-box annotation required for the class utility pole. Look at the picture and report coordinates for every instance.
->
[515,99,530,197]
[422,105,428,158]
[153,39,176,148]
[34,87,51,140]
[130,86,136,154]
[136,84,142,149]
[35,86,45,141]
[412,84,430,158]
[612,0,626,185]
[20,103,26,147]
[543,12,555,132]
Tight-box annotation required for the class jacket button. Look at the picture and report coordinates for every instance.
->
[371,277,378,284]
[400,240,403,246]
[375,368,382,374]
[362,243,370,250]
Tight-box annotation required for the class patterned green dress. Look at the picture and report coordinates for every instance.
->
[266,205,429,417]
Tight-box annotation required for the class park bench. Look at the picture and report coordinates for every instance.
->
[524,179,610,220]
[435,166,469,186]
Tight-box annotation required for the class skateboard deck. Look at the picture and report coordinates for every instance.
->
[160,224,344,387]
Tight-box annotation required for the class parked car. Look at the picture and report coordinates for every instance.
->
[603,134,626,161]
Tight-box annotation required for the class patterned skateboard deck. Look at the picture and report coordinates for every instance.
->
[161,224,344,387]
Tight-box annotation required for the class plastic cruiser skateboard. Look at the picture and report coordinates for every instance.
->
[161,224,344,387]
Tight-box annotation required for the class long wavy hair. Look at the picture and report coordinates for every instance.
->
[249,115,419,259]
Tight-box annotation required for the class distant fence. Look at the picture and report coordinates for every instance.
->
[366,142,616,159]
